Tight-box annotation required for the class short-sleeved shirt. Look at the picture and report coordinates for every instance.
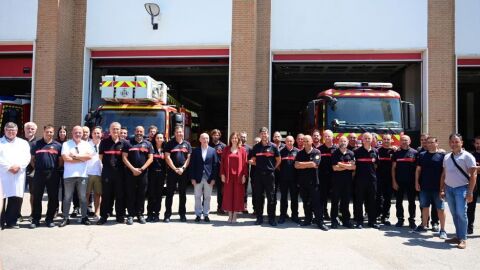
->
[87,140,102,176]
[347,144,357,151]
[123,138,154,168]
[99,136,126,174]
[243,144,252,156]
[377,147,394,178]
[61,139,92,179]
[332,148,355,180]
[26,137,38,175]
[443,150,477,188]
[318,144,337,176]
[392,147,418,183]
[164,139,192,169]
[150,145,166,172]
[251,142,280,173]
[209,141,226,161]
[274,142,286,152]
[31,139,62,171]
[295,148,321,186]
[354,146,378,181]
[417,151,445,191]
[279,147,299,180]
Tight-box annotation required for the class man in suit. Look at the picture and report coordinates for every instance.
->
[191,133,219,222]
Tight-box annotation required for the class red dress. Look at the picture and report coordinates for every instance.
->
[221,146,248,212]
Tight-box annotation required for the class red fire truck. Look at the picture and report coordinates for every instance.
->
[0,96,31,136]
[302,82,415,146]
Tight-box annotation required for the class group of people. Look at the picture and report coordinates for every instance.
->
[0,121,479,249]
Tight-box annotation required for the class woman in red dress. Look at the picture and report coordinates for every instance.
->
[221,132,248,223]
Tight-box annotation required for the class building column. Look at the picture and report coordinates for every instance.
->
[427,0,456,147]
[33,0,86,130]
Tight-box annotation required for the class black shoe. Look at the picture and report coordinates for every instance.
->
[70,208,79,218]
[323,212,330,220]
[269,219,277,226]
[395,221,404,227]
[318,223,329,231]
[116,217,125,224]
[126,217,134,225]
[97,218,107,225]
[382,219,391,226]
[46,221,56,228]
[368,223,380,229]
[300,220,312,226]
[59,219,70,227]
[278,216,286,224]
[81,217,91,225]
[195,216,201,223]
[291,216,300,224]
[254,218,263,225]
[204,216,210,222]
[152,216,160,222]
[414,225,427,233]
[163,217,171,223]
[29,221,39,229]
[467,226,474,235]
[409,221,416,230]
[138,216,146,224]
[343,221,354,228]
[242,210,249,214]
[331,221,339,229]
[5,224,20,229]
[146,215,154,222]
[355,223,363,229]
[217,208,226,215]
[180,216,187,222]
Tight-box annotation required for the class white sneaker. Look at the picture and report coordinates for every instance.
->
[439,230,447,239]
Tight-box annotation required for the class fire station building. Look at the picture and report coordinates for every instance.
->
[0,0,479,147]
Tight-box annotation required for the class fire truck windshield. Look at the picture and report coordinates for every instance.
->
[96,110,166,138]
[326,97,402,128]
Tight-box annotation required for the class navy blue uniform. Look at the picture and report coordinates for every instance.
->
[251,142,280,221]
[164,139,192,218]
[31,139,62,223]
[210,141,226,212]
[376,147,394,222]
[354,146,378,225]
[99,136,127,221]
[295,148,324,224]
[392,147,418,224]
[318,144,337,217]
[123,139,154,217]
[279,147,299,219]
[331,148,355,224]
[467,151,480,231]
[147,144,166,218]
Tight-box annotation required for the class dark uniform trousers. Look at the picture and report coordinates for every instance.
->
[254,171,276,220]
[320,173,332,214]
[395,181,416,223]
[1,197,23,228]
[354,179,377,224]
[376,173,393,220]
[331,177,352,223]
[467,184,478,230]
[32,170,60,222]
[165,170,188,218]
[147,169,165,217]
[126,171,148,217]
[299,180,324,223]
[279,176,299,218]
[100,168,126,219]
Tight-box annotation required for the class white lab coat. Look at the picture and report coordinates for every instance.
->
[0,136,31,197]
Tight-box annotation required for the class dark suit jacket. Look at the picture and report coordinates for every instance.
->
[190,146,219,183]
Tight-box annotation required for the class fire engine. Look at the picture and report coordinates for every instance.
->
[302,82,415,146]
[0,96,31,136]
[84,75,197,141]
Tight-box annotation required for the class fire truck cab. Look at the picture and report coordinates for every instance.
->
[302,82,415,146]
[0,96,31,136]
[84,75,195,141]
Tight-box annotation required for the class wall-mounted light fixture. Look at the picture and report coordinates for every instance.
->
[144,3,160,30]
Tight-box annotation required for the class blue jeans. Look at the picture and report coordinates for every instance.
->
[445,184,468,240]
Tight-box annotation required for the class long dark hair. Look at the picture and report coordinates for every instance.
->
[153,131,165,150]
[56,125,68,143]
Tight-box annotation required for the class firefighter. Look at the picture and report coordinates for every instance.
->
[122,126,153,225]
[392,135,418,229]
[347,133,358,151]
[97,122,127,225]
[353,132,380,229]
[164,126,192,222]
[249,127,280,226]
[278,135,299,224]
[318,130,337,220]
[146,132,166,222]
[312,129,322,149]
[376,134,394,226]
[331,136,355,228]
[295,133,305,150]
[295,135,329,231]
[209,129,226,214]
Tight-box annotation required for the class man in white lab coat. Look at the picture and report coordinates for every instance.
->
[0,122,31,229]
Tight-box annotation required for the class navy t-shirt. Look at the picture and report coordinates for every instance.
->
[331,148,355,180]
[354,146,378,181]
[318,144,337,176]
[150,145,166,172]
[209,141,226,161]
[295,148,321,186]
[377,147,394,178]
[31,139,62,170]
[279,147,299,180]
[99,136,127,174]
[392,148,418,183]
[251,142,280,173]
[123,139,154,168]
[472,151,480,166]
[417,151,445,191]
[164,139,192,169]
